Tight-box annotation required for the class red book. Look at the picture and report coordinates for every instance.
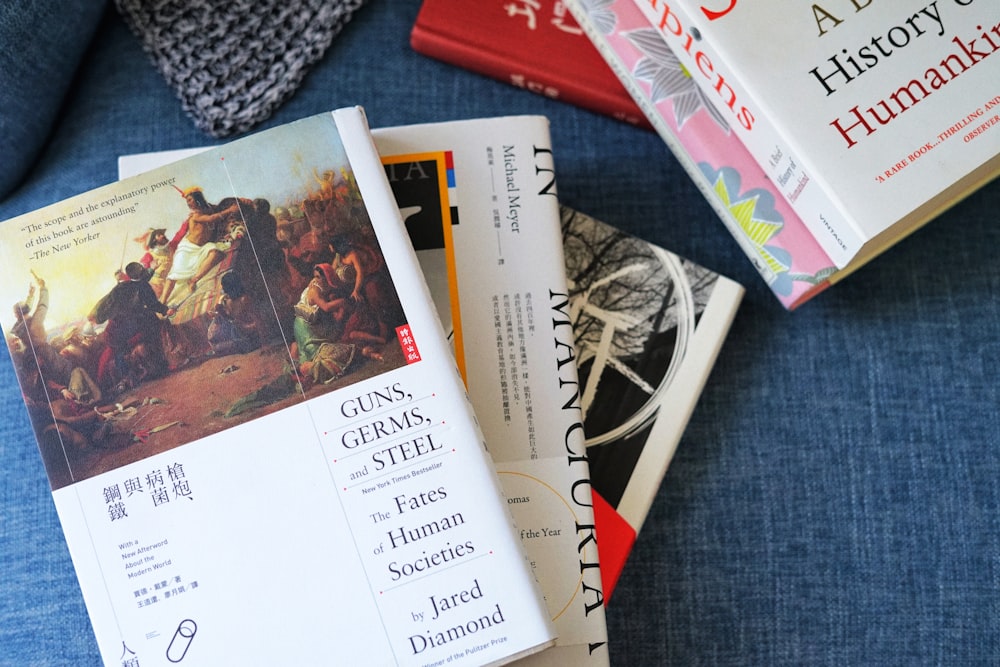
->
[411,0,651,129]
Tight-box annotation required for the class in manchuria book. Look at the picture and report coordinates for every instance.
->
[568,0,837,308]
[560,205,742,598]
[374,116,610,665]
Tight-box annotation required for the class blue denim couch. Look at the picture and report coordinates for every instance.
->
[1,2,998,665]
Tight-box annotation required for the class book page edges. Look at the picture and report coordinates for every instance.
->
[829,152,1000,285]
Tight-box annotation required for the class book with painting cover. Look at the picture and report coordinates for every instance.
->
[628,0,1000,275]
[1,108,556,666]
[410,0,649,129]
[566,0,838,309]
[560,205,743,599]
[372,116,610,665]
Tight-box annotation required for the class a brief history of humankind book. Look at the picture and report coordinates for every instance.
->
[1,108,556,666]
[560,205,743,598]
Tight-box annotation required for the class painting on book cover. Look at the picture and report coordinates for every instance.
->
[560,206,712,505]
[0,115,411,490]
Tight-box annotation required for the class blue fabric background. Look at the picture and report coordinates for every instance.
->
[1,2,998,665]
[0,0,105,198]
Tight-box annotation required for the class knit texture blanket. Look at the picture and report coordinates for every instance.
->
[114,0,366,137]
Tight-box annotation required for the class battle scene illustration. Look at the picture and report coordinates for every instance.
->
[3,132,409,490]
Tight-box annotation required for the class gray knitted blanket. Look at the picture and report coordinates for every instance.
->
[114,0,367,137]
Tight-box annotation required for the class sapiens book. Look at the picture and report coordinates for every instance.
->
[117,116,611,663]
[628,0,1000,275]
[1,108,557,666]
[560,205,743,599]
[410,0,650,129]
[566,0,838,309]
[372,117,610,664]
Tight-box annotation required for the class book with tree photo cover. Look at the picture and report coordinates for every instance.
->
[370,139,742,602]
[1,108,556,666]
[560,205,743,598]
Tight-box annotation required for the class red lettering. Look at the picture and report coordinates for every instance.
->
[700,0,738,21]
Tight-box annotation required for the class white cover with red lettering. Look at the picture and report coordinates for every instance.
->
[630,0,1000,268]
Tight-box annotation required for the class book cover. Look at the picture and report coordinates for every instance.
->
[1,108,556,666]
[629,0,1000,271]
[566,0,837,309]
[373,117,610,665]
[410,0,650,129]
[560,205,743,599]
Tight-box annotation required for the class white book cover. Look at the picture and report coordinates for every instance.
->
[2,108,556,666]
[372,117,609,666]
[630,0,1000,269]
[565,0,838,310]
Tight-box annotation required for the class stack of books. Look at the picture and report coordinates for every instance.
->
[411,0,1000,309]
[1,110,742,665]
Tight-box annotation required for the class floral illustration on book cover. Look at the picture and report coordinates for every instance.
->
[579,0,837,305]
[561,205,713,506]
[1,117,414,490]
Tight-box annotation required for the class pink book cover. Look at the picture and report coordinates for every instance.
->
[571,0,838,309]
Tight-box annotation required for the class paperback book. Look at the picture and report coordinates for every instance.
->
[629,0,1000,274]
[560,205,743,598]
[2,108,556,666]
[410,0,649,129]
[567,0,838,309]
